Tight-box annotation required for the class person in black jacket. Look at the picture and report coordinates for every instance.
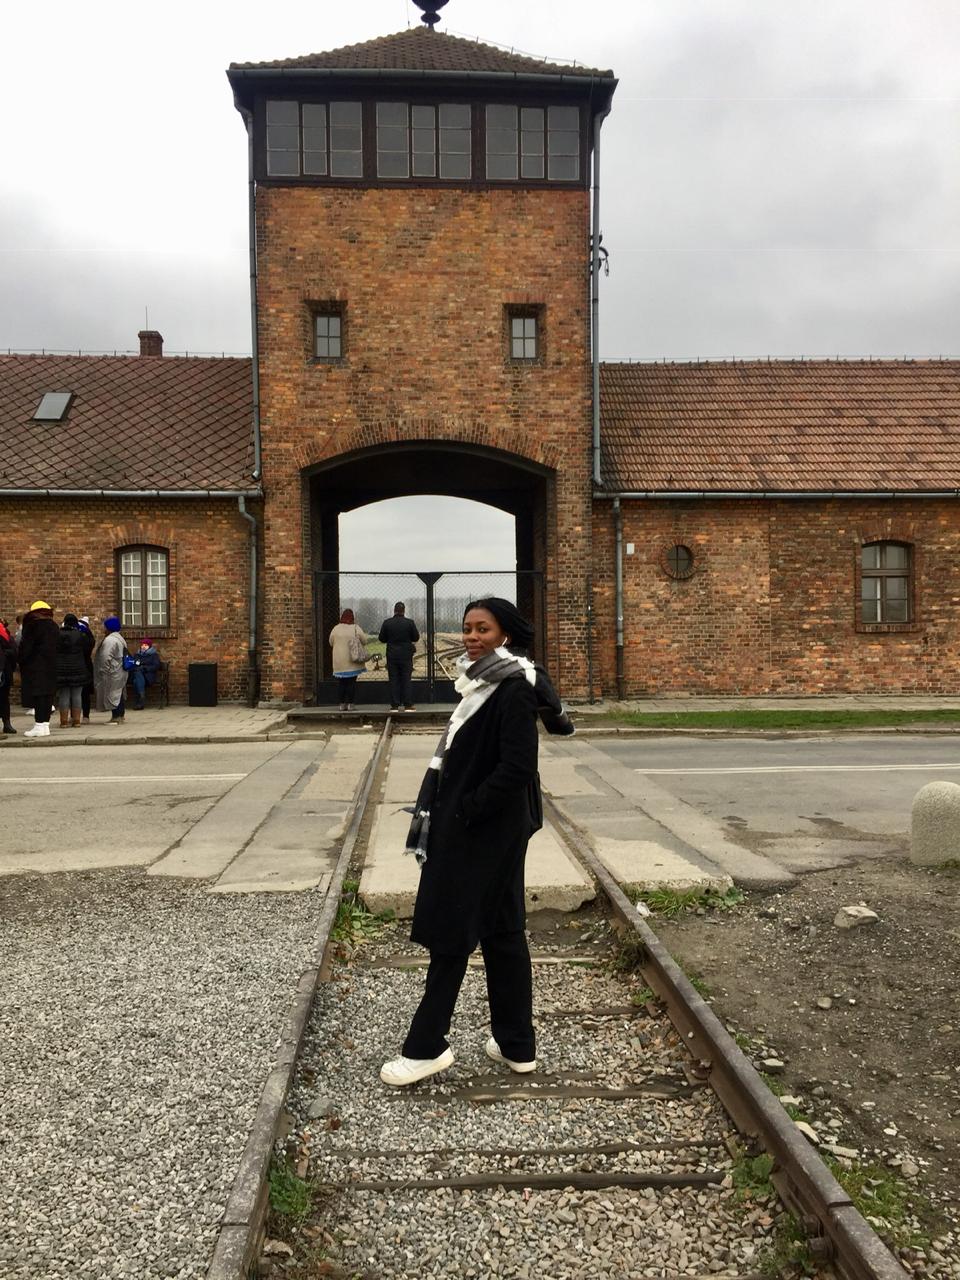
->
[0,617,16,734]
[56,613,93,728]
[378,601,420,712]
[19,601,60,739]
[380,597,574,1088]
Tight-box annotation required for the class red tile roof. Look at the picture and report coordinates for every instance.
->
[599,360,960,493]
[230,27,612,78]
[0,354,255,492]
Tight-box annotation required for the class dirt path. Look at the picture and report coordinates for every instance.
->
[654,856,960,1275]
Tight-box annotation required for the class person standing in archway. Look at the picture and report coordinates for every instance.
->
[380,596,575,1087]
[378,601,420,712]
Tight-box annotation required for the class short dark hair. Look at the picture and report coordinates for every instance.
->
[393,601,405,613]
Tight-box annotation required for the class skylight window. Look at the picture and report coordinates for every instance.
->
[33,392,73,421]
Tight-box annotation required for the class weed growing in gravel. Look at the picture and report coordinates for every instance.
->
[824,1158,930,1251]
[730,1155,816,1277]
[731,1150,775,1199]
[629,985,655,1006]
[622,884,745,917]
[759,1072,810,1123]
[268,1158,311,1226]
[610,934,646,973]
[332,880,394,946]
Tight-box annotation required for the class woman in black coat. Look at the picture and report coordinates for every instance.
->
[18,602,60,738]
[56,613,93,728]
[380,597,574,1088]
[0,617,16,733]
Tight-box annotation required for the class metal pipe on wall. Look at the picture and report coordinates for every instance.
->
[241,107,263,483]
[237,496,260,707]
[591,107,610,489]
[613,496,624,701]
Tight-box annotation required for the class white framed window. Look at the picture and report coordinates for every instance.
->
[120,547,169,628]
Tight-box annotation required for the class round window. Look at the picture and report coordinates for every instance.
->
[663,544,695,580]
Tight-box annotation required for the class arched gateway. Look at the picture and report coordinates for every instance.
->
[228,25,617,704]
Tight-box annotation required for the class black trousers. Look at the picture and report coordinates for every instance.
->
[34,694,53,724]
[336,674,359,706]
[0,681,11,726]
[402,930,535,1062]
[387,658,413,708]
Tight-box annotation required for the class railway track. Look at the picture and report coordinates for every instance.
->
[207,719,908,1280]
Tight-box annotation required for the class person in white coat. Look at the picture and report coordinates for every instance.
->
[95,616,128,724]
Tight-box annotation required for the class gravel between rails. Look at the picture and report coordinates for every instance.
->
[280,922,795,1279]
[0,869,327,1280]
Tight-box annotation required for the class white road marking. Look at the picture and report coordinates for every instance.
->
[0,774,246,784]
[636,763,960,776]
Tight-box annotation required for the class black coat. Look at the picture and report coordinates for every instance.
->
[378,615,420,664]
[18,615,59,699]
[411,678,542,955]
[56,627,91,686]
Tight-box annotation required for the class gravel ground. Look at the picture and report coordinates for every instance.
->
[0,869,326,1280]
[276,921,802,1279]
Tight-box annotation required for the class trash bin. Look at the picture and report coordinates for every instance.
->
[188,662,218,707]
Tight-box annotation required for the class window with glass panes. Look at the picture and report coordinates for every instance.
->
[314,312,342,359]
[266,100,362,178]
[486,104,580,181]
[376,102,471,178]
[509,312,539,360]
[120,548,169,629]
[861,542,911,623]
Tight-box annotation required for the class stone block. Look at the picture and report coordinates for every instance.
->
[911,780,960,866]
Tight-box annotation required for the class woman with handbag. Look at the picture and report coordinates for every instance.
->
[380,596,575,1087]
[328,608,368,711]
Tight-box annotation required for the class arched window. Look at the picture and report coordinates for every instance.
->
[118,546,169,628]
[861,542,911,624]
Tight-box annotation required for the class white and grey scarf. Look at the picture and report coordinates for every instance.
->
[403,647,574,865]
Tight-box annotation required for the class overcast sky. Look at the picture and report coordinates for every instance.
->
[3,0,958,568]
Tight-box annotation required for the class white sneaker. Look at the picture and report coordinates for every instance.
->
[24,722,51,739]
[380,1047,454,1087]
[485,1037,536,1073]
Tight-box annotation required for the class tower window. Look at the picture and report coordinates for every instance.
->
[266,100,362,178]
[377,102,471,179]
[507,307,543,362]
[486,104,581,182]
[312,306,344,360]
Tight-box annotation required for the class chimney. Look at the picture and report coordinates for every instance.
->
[138,330,163,357]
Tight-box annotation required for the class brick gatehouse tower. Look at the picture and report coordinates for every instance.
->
[228,13,616,703]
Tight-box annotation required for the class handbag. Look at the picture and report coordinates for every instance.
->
[122,653,137,671]
[348,627,369,665]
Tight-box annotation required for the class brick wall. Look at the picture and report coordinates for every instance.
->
[255,184,593,701]
[592,498,960,695]
[0,498,255,702]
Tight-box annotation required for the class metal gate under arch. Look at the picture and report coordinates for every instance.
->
[313,570,545,705]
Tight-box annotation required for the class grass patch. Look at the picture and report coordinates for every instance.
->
[731,1150,775,1200]
[610,934,645,973]
[595,707,960,731]
[934,858,960,874]
[825,1158,930,1251]
[332,879,394,946]
[268,1159,312,1226]
[630,985,655,1006]
[623,883,745,918]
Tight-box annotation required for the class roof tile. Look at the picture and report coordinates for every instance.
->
[230,27,612,78]
[599,360,960,492]
[0,355,254,492]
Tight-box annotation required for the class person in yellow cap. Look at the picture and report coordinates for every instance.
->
[19,602,59,738]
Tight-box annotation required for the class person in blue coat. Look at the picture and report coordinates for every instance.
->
[380,597,574,1088]
[129,639,161,710]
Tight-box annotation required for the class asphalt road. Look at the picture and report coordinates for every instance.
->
[587,733,960,871]
[0,743,287,875]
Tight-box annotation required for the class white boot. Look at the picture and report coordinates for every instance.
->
[24,722,51,738]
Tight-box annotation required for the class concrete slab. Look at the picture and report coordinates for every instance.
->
[300,734,376,803]
[592,835,732,893]
[560,739,794,889]
[538,747,605,798]
[210,797,349,894]
[149,740,327,880]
